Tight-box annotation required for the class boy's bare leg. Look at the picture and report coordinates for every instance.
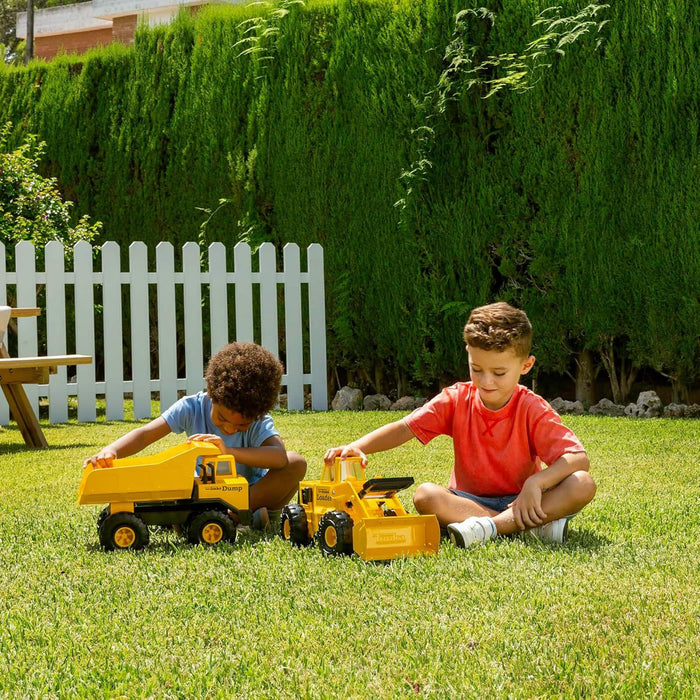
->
[413,483,497,526]
[495,470,596,534]
[249,451,307,511]
[414,471,595,533]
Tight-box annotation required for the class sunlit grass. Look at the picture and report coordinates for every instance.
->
[0,411,698,697]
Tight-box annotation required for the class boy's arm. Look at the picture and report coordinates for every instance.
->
[83,417,172,468]
[187,433,290,469]
[529,451,590,491]
[511,451,590,528]
[323,419,416,465]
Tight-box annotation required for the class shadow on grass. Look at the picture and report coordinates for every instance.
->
[80,524,278,555]
[521,527,610,551]
[564,528,610,550]
[0,441,94,455]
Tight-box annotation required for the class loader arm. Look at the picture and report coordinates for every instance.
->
[358,477,414,499]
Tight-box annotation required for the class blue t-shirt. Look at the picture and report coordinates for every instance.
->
[161,392,279,485]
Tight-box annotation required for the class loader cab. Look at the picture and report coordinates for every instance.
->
[195,457,234,484]
[322,457,365,483]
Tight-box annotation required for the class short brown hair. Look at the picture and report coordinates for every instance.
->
[205,342,283,420]
[463,302,533,357]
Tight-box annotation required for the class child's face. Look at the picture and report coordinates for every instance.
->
[466,345,535,411]
[210,402,254,435]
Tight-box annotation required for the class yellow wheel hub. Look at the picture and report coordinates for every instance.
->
[283,519,291,540]
[324,526,338,548]
[114,526,136,548]
[202,523,224,544]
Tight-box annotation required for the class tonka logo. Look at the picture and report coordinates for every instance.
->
[373,532,407,545]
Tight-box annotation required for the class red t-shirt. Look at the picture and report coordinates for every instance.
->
[404,382,585,496]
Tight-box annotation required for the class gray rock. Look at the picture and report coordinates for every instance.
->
[624,403,640,417]
[550,397,585,415]
[687,404,700,418]
[391,396,419,411]
[589,398,626,417]
[636,390,663,418]
[363,393,392,411]
[663,403,687,418]
[331,386,363,411]
[549,397,567,412]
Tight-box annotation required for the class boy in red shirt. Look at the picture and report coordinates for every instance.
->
[324,302,596,547]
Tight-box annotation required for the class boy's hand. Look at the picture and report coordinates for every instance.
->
[509,479,547,529]
[83,450,116,469]
[188,434,227,453]
[323,445,368,466]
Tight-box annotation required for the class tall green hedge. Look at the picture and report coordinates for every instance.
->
[0,0,698,402]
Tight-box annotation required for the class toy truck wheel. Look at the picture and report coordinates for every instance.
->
[96,506,110,530]
[280,504,310,546]
[99,513,150,551]
[317,511,353,556]
[187,510,237,546]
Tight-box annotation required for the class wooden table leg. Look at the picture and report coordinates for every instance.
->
[0,382,48,449]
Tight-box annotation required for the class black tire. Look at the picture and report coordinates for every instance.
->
[96,506,110,530]
[187,510,237,546]
[99,512,150,551]
[280,504,310,546]
[316,510,353,556]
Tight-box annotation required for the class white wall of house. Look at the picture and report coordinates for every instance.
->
[16,3,110,40]
[17,0,247,40]
[93,1,206,21]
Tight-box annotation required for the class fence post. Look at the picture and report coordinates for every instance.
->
[129,242,151,419]
[0,243,8,424]
[102,242,124,420]
[307,243,328,410]
[283,243,304,410]
[208,242,229,356]
[234,243,254,343]
[45,241,68,423]
[258,243,279,360]
[183,242,204,396]
[15,241,39,418]
[74,241,97,421]
[156,242,178,413]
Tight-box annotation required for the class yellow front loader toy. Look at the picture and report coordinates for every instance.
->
[280,456,440,561]
[77,441,250,551]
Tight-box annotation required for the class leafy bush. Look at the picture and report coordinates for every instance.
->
[0,121,101,248]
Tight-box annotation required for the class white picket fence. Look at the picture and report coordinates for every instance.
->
[0,240,327,425]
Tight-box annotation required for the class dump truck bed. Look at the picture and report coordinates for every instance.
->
[78,441,220,505]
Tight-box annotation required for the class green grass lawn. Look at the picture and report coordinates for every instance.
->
[0,411,698,698]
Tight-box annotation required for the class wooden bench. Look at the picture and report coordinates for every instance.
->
[0,306,92,449]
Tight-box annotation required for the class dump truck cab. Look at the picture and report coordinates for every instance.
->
[78,441,250,550]
[281,457,440,561]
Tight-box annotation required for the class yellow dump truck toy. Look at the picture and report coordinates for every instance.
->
[77,441,250,551]
[280,457,440,561]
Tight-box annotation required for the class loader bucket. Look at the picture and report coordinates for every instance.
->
[352,514,440,561]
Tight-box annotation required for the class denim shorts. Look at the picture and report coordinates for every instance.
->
[449,489,517,513]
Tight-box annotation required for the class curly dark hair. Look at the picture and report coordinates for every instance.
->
[463,302,533,358]
[205,342,283,420]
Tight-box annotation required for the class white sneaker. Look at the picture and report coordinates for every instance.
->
[530,517,569,544]
[447,516,497,548]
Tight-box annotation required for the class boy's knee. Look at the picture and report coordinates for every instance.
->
[413,482,442,514]
[570,470,596,506]
[286,451,307,481]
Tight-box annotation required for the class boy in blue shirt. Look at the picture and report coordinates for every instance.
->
[84,342,306,528]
